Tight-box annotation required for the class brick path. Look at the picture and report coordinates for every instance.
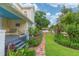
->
[35,32,46,56]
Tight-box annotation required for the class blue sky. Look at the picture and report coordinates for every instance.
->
[36,3,62,25]
[36,4,61,15]
[33,3,79,25]
[21,3,79,25]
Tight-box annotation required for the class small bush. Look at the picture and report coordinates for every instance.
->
[24,49,35,56]
[28,31,42,47]
[8,48,35,56]
[28,36,42,47]
[29,27,40,37]
[28,39,38,47]
[7,50,16,56]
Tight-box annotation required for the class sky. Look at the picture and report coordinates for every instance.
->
[33,3,79,26]
[35,3,61,25]
[22,3,79,26]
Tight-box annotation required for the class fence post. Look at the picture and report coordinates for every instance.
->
[0,30,5,56]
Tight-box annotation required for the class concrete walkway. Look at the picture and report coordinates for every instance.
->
[35,32,46,56]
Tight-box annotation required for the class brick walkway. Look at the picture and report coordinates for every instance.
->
[35,32,46,56]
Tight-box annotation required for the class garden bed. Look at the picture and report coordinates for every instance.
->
[45,33,79,56]
[54,33,79,50]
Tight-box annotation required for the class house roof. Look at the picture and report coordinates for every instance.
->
[0,3,33,24]
[0,6,20,19]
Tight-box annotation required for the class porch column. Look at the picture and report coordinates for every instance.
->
[0,30,5,56]
[25,22,29,40]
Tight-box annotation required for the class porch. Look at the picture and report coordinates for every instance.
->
[3,19,28,55]
[0,4,31,55]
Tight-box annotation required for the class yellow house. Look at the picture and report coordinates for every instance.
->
[0,3,35,54]
[0,3,35,37]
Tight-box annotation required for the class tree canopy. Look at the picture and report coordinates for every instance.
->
[35,11,50,30]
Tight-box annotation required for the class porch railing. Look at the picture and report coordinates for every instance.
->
[6,35,27,54]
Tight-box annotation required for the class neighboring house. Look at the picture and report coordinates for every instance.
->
[0,3,35,55]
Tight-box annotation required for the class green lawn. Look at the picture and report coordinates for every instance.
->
[45,33,79,56]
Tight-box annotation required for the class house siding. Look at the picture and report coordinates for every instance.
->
[0,30,5,56]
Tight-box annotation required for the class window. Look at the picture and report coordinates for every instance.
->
[15,23,20,27]
[24,11,27,16]
[24,11,27,13]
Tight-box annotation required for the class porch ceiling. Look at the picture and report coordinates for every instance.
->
[0,7,20,19]
[0,3,33,24]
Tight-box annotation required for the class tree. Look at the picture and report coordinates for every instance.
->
[59,5,79,39]
[35,11,50,30]
[61,11,75,25]
[61,5,72,14]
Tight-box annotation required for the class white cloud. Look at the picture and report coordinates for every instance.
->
[55,12,62,18]
[46,12,51,16]
[60,3,79,8]
[49,15,58,25]
[48,4,58,7]
[33,4,39,11]
[46,12,62,25]
[48,3,79,9]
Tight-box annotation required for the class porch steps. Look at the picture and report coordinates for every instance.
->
[12,39,22,45]
[17,44,26,50]
[15,41,25,48]
[8,36,26,50]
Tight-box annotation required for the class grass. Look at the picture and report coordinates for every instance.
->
[45,33,79,56]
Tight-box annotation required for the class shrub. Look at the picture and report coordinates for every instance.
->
[28,31,42,47]
[17,48,35,56]
[54,34,79,50]
[28,36,42,47]
[7,50,16,56]
[24,49,35,56]
[29,27,40,37]
[8,48,35,56]
[28,39,38,47]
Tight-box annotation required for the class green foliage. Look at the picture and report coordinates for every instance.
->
[66,25,79,38]
[8,48,35,56]
[54,5,79,50]
[28,35,42,47]
[35,11,50,30]
[28,39,38,47]
[7,40,36,56]
[60,11,79,40]
[46,33,79,56]
[7,50,16,56]
[49,25,55,31]
[61,5,72,14]
[28,28,42,47]
[61,12,75,24]
[29,27,40,37]
[54,33,79,50]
